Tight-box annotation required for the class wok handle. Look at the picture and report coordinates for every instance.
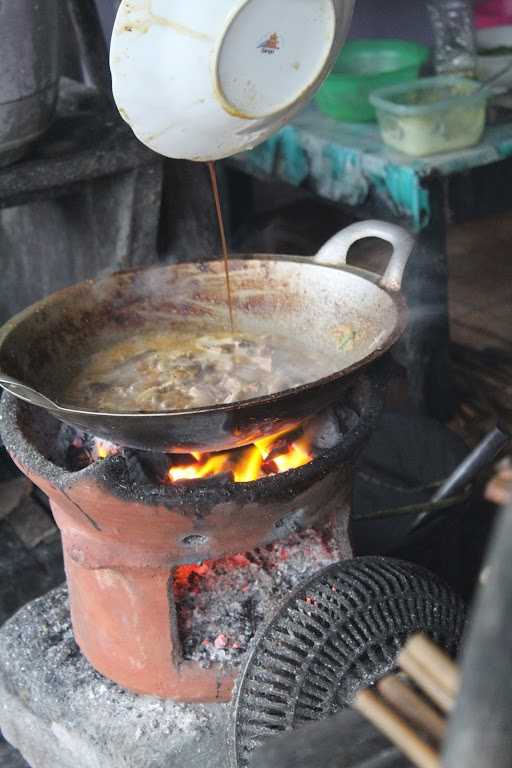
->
[313,220,415,292]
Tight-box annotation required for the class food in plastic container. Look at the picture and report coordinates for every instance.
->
[370,76,488,157]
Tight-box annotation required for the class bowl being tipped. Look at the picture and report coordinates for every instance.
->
[110,0,355,161]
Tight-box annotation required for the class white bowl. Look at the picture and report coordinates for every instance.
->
[110,0,355,161]
[476,25,512,87]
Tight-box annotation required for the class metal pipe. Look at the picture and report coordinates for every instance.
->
[356,427,509,529]
[408,426,510,535]
[432,427,510,503]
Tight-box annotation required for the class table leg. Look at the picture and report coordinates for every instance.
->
[399,176,455,420]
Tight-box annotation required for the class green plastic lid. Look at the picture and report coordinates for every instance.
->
[315,39,430,123]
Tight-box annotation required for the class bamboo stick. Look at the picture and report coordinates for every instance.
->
[354,689,441,768]
[377,675,447,743]
[399,635,460,712]
[402,635,460,697]
[398,653,454,713]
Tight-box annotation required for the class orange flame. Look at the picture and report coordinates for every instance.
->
[167,430,312,485]
[233,446,264,483]
[168,453,230,483]
[254,427,293,460]
[274,438,312,474]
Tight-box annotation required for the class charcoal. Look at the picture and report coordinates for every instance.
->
[57,400,347,486]
[135,451,171,483]
[56,424,80,458]
[57,424,97,471]
[173,528,340,669]
[122,450,150,486]
[304,409,344,453]
[65,445,94,472]
[173,472,235,489]
[335,405,360,434]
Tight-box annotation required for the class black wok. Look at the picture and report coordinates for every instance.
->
[0,221,413,453]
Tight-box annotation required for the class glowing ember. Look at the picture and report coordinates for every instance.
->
[94,439,118,461]
[173,528,340,667]
[167,428,313,484]
[174,563,210,589]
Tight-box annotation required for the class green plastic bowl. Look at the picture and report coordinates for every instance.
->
[315,39,430,123]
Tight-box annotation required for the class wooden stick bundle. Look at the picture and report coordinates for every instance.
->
[354,634,460,768]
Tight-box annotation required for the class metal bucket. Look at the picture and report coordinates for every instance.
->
[0,0,60,166]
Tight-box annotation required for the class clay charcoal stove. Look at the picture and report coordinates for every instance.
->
[0,364,387,704]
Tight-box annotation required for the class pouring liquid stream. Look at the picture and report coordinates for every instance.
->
[62,161,335,416]
[208,161,235,333]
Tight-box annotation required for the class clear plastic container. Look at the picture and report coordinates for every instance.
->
[370,76,488,157]
[426,0,477,76]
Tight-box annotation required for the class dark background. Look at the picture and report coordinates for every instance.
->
[95,0,435,46]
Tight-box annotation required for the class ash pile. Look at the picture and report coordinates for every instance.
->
[174,527,340,668]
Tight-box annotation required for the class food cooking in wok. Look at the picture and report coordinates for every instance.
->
[64,329,354,413]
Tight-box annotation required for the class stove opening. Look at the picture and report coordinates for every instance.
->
[167,427,312,484]
[60,406,352,485]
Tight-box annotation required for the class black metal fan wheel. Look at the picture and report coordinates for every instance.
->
[231,556,465,768]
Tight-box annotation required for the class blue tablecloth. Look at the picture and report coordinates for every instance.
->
[233,105,512,231]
